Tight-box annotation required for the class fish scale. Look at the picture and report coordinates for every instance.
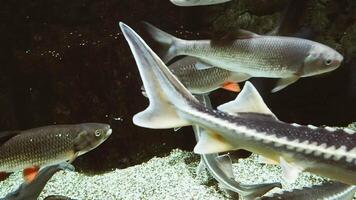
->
[166,56,248,94]
[0,128,77,171]
[170,62,231,90]
[183,37,308,75]
[0,123,111,173]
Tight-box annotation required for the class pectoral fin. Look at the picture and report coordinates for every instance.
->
[196,158,206,175]
[194,129,236,154]
[0,172,11,182]
[194,60,215,70]
[259,155,279,165]
[272,75,300,93]
[23,166,40,183]
[215,154,234,179]
[221,82,240,92]
[279,157,303,184]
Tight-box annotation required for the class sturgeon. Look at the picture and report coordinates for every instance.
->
[259,181,356,200]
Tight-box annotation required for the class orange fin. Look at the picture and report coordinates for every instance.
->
[0,172,11,182]
[222,82,240,92]
[23,166,39,183]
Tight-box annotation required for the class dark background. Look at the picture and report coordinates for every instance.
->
[0,0,355,173]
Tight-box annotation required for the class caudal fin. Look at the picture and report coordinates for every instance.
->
[120,22,195,129]
[142,22,182,63]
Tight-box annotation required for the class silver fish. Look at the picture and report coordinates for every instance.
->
[120,22,356,185]
[170,0,231,6]
[259,181,356,200]
[143,22,343,92]
[141,57,247,95]
[168,57,249,93]
[3,162,74,200]
[0,123,112,182]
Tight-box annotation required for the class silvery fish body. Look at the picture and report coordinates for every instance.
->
[170,0,231,6]
[169,57,249,94]
[143,22,343,92]
[119,22,356,186]
[0,123,111,172]
[259,181,356,200]
[3,163,74,200]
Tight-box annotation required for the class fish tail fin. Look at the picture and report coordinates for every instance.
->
[142,22,182,63]
[120,22,196,129]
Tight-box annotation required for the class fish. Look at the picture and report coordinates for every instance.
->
[193,102,281,200]
[141,57,248,95]
[258,181,356,200]
[142,22,343,92]
[2,162,75,200]
[119,22,356,185]
[170,0,231,6]
[168,57,248,93]
[0,123,112,183]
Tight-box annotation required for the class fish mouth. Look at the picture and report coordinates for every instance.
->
[105,128,112,138]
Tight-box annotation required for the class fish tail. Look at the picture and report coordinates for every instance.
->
[120,22,197,129]
[142,22,182,63]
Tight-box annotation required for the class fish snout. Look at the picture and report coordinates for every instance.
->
[334,52,344,67]
[105,128,112,138]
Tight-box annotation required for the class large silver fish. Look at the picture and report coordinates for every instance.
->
[143,22,343,92]
[120,22,356,185]
[259,181,356,200]
[170,0,231,6]
[0,123,111,182]
[3,162,74,200]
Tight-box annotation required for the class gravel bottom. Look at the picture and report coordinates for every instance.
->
[0,149,354,200]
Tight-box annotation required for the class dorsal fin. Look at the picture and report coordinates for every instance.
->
[217,81,277,119]
[235,29,260,39]
[0,130,21,145]
[211,30,260,47]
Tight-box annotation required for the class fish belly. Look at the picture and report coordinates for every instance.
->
[0,151,72,172]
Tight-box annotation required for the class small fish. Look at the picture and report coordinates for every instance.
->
[0,123,112,182]
[259,181,356,200]
[120,22,356,185]
[170,0,231,6]
[168,57,247,93]
[2,162,74,200]
[143,22,343,92]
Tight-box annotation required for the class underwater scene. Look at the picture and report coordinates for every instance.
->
[0,0,356,199]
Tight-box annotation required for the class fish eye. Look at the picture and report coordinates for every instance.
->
[325,59,332,65]
[94,130,102,137]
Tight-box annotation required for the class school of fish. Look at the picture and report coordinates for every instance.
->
[119,14,355,199]
[0,1,354,200]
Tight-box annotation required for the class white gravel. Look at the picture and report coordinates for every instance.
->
[0,149,354,199]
